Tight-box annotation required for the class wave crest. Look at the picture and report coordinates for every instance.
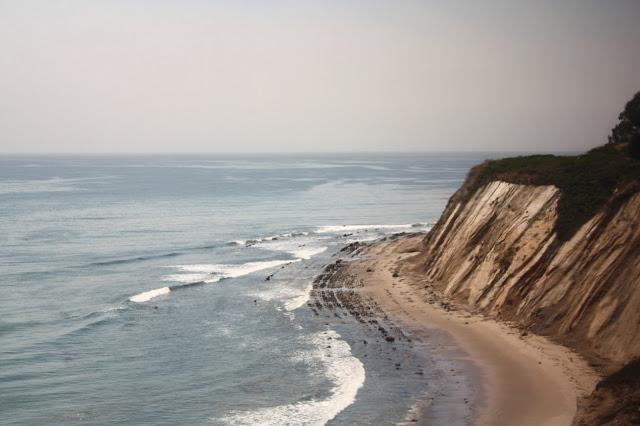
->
[161,260,298,285]
[316,223,427,233]
[221,330,364,426]
[129,287,170,303]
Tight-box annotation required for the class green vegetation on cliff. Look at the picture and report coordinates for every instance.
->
[609,91,640,159]
[470,92,640,240]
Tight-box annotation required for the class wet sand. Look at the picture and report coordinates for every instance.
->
[312,235,598,425]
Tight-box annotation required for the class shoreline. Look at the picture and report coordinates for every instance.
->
[324,234,599,425]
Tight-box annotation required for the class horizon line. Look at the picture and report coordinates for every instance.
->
[0,149,584,156]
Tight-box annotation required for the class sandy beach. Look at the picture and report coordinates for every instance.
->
[315,234,599,425]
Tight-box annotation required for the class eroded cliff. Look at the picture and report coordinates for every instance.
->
[412,178,640,367]
[396,92,640,424]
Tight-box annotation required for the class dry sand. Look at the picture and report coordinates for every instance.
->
[350,236,599,426]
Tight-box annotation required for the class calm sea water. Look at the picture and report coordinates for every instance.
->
[0,153,498,425]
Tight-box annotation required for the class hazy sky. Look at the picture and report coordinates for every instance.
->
[1,1,639,153]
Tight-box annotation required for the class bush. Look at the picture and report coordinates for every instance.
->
[609,91,640,158]
[630,132,640,159]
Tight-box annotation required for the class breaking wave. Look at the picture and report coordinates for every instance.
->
[129,287,171,303]
[128,260,301,304]
[316,223,427,233]
[221,330,365,426]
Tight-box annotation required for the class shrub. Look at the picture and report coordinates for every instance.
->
[609,91,640,158]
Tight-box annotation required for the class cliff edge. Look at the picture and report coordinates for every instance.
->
[402,92,640,424]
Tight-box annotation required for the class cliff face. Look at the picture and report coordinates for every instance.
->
[412,178,640,367]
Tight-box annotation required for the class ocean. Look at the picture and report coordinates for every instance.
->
[0,153,497,425]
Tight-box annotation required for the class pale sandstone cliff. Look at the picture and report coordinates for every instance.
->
[410,179,640,368]
[400,93,640,424]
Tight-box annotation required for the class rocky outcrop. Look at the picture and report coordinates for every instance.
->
[410,178,640,368]
[577,358,640,425]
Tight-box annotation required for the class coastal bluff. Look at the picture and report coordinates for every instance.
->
[394,137,640,423]
[413,177,640,367]
[379,92,640,425]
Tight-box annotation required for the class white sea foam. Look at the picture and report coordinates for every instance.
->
[162,260,297,284]
[290,246,327,260]
[129,287,170,303]
[316,223,426,233]
[221,330,365,426]
[235,231,311,247]
[161,273,217,283]
[137,261,297,302]
[342,236,380,244]
[251,282,313,312]
[284,282,313,311]
[177,260,296,277]
[250,235,328,261]
[231,231,329,262]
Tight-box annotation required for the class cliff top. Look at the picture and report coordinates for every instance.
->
[468,91,640,240]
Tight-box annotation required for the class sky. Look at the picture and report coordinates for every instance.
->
[0,1,639,154]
